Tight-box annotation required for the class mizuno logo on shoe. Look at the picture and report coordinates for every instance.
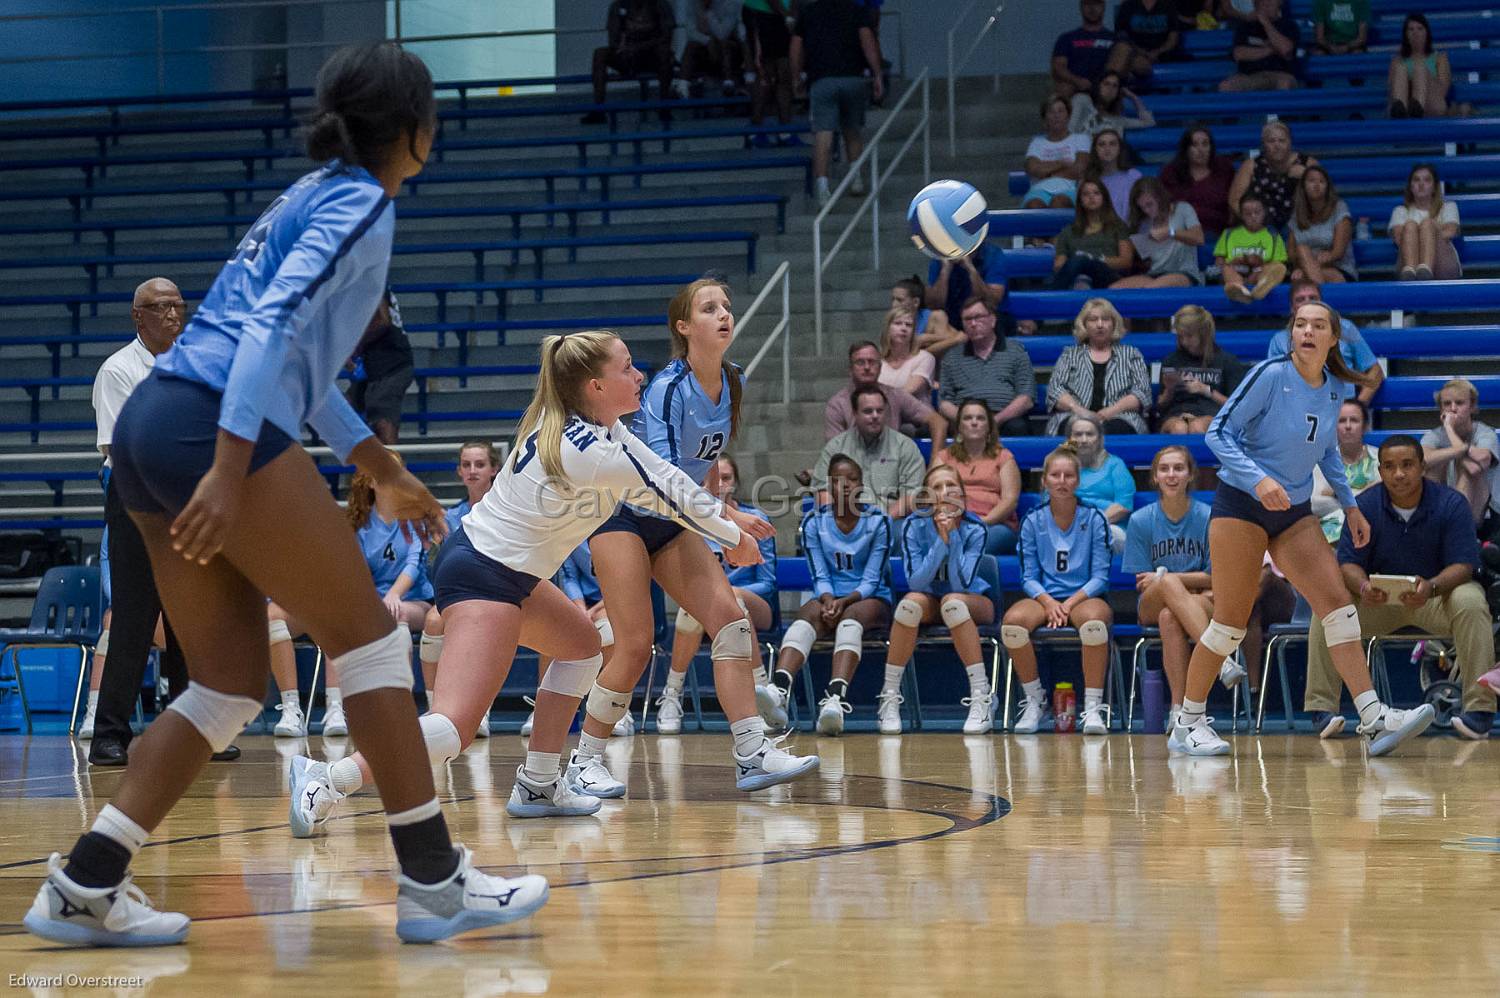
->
[470,887,521,907]
[53,888,89,919]
[523,786,546,802]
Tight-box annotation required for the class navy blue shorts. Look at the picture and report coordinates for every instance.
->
[1210,482,1314,539]
[592,504,685,555]
[432,526,542,611]
[110,371,296,516]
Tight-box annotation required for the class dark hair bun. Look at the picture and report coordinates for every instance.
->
[306,43,436,169]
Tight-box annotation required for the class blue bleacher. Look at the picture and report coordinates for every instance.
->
[1179,13,1500,58]
[1006,279,1500,320]
[1149,46,1500,89]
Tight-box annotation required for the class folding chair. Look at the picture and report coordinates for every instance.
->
[1256,597,1313,731]
[1367,629,1454,719]
[1000,627,1129,732]
[1128,626,1254,732]
[1,566,102,734]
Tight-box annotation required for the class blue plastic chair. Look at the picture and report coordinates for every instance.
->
[0,566,103,733]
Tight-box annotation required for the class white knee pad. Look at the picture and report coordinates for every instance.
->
[710,618,754,661]
[94,628,109,658]
[585,682,632,727]
[166,681,261,753]
[1199,619,1247,658]
[940,599,971,629]
[781,619,817,660]
[593,615,614,648]
[418,630,443,665]
[1001,624,1030,649]
[539,653,604,699]
[1321,604,1362,648]
[834,618,864,657]
[674,607,703,637]
[1078,619,1110,646]
[331,626,413,697]
[268,618,291,645]
[893,597,924,628]
[420,712,462,767]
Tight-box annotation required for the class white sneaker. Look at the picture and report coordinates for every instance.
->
[395,845,549,943]
[756,683,789,729]
[816,694,850,735]
[1219,657,1247,689]
[24,853,189,947]
[273,702,306,738]
[734,736,820,791]
[565,750,626,799]
[1012,696,1046,734]
[474,713,490,739]
[876,690,904,735]
[656,686,685,735]
[1167,716,1231,756]
[320,704,346,738]
[962,689,995,735]
[288,755,343,838]
[612,712,635,738]
[1358,703,1435,756]
[77,705,96,740]
[1081,702,1110,735]
[506,766,603,818]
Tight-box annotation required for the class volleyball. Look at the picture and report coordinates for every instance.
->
[907,179,989,260]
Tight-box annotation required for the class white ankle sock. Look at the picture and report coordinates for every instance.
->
[92,804,147,856]
[523,751,560,783]
[1354,690,1383,726]
[882,664,904,693]
[1180,697,1206,726]
[730,715,767,757]
[1022,679,1044,702]
[965,662,988,692]
[330,757,364,794]
[280,689,298,711]
[576,731,608,759]
[665,670,686,692]
[325,687,342,711]
[1084,688,1103,711]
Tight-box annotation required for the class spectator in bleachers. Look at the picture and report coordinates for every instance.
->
[1084,129,1142,221]
[1160,124,1238,240]
[1391,162,1462,281]
[826,340,948,441]
[1228,121,1316,233]
[814,385,927,516]
[584,0,677,125]
[775,452,893,735]
[344,287,412,444]
[743,0,796,144]
[1215,193,1288,302]
[1388,14,1457,119]
[1022,95,1092,210]
[1287,165,1357,286]
[891,275,963,355]
[1051,0,1116,100]
[1069,71,1155,136]
[937,297,1037,437]
[934,398,1022,554]
[1114,175,1206,289]
[1045,297,1151,436]
[1312,0,1370,55]
[1049,178,1132,291]
[1219,0,1300,92]
[1157,304,1246,434]
[1007,443,1115,735]
[1268,281,1384,403]
[889,276,930,334]
[1305,434,1496,739]
[1108,0,1182,83]
[1216,0,1256,24]
[791,0,883,205]
[1068,412,1134,553]
[926,240,1008,329]
[878,307,934,397]
[1312,399,1379,543]
[681,0,745,98]
[1421,378,1498,527]
[1124,444,1216,730]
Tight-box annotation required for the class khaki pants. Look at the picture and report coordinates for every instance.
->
[1305,581,1497,714]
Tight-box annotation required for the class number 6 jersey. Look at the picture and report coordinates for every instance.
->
[1019,502,1111,602]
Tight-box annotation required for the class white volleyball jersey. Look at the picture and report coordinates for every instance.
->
[460,415,741,579]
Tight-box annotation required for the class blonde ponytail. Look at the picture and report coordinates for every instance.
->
[515,330,621,484]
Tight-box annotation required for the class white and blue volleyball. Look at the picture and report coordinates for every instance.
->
[907,180,989,260]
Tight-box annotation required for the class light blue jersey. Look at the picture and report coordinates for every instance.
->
[1123,500,1212,575]
[155,162,392,461]
[558,543,602,605]
[443,499,472,538]
[358,509,433,601]
[706,501,776,601]
[1207,356,1356,507]
[1019,502,1111,601]
[800,505,893,604]
[1266,320,1375,400]
[900,512,990,597]
[632,358,741,486]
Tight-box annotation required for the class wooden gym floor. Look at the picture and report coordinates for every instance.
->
[1,731,1498,996]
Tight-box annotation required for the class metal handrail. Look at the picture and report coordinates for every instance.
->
[736,260,792,405]
[811,70,931,353]
[946,2,1006,158]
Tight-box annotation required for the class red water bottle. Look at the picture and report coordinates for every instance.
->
[1053,682,1076,733]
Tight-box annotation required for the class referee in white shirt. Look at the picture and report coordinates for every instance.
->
[88,278,238,766]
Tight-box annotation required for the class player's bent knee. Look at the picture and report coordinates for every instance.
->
[893,597,924,628]
[940,598,971,629]
[1321,605,1362,648]
[1199,619,1247,657]
[585,682,632,727]
[268,618,291,645]
[420,712,462,765]
[834,618,864,657]
[539,653,604,699]
[332,626,414,697]
[166,681,261,753]
[1078,619,1110,646]
[675,607,703,637]
[710,618,754,661]
[781,619,817,660]
[1001,624,1031,649]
